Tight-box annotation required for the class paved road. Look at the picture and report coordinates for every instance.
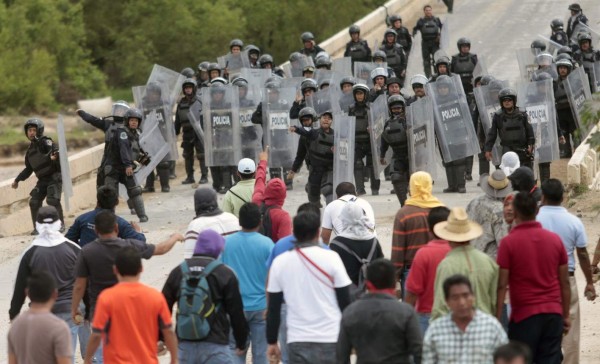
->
[1,1,599,363]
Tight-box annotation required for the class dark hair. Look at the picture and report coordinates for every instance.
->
[297,202,321,219]
[424,5,432,10]
[335,182,356,198]
[97,186,119,210]
[239,203,261,229]
[541,178,564,205]
[428,206,450,233]
[95,210,117,234]
[27,271,56,303]
[512,192,537,221]
[443,274,473,300]
[494,342,531,363]
[293,212,320,243]
[366,259,396,289]
[239,172,255,180]
[114,247,142,276]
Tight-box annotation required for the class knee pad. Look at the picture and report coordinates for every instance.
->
[196,153,205,162]
[157,161,170,171]
[127,185,142,198]
[29,197,42,209]
[320,183,333,197]
[354,159,365,169]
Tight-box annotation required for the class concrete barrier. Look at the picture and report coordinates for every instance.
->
[568,121,600,190]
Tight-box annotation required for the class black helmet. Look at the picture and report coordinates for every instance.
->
[339,76,356,88]
[265,75,283,84]
[182,78,197,92]
[550,19,564,31]
[197,61,210,72]
[556,58,574,71]
[24,118,44,137]
[232,77,248,88]
[319,110,333,119]
[229,39,244,50]
[373,50,387,61]
[388,15,402,24]
[498,87,517,104]
[386,77,402,87]
[298,107,317,122]
[457,37,471,50]
[146,82,162,95]
[435,75,453,88]
[349,25,360,35]
[488,80,505,92]
[112,100,130,118]
[300,78,318,93]
[208,62,221,73]
[181,67,195,78]
[387,94,406,111]
[289,52,303,63]
[352,83,370,99]
[480,75,495,86]
[530,40,546,51]
[265,81,281,91]
[568,3,582,12]
[384,28,397,39]
[244,44,260,54]
[124,108,143,126]
[578,32,592,45]
[319,79,330,89]
[533,72,553,81]
[258,54,274,67]
[435,56,450,67]
[315,56,332,68]
[301,32,315,42]
[557,46,573,56]
[555,53,573,62]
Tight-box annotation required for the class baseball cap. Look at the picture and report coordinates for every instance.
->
[36,206,60,224]
[238,158,256,174]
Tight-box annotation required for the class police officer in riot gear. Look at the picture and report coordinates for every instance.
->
[290,108,335,205]
[550,19,568,46]
[554,59,578,157]
[300,32,325,62]
[530,40,547,53]
[485,88,535,169]
[230,39,244,54]
[339,77,356,113]
[388,15,412,55]
[451,37,478,95]
[289,107,315,192]
[245,44,261,68]
[379,29,407,84]
[567,3,589,45]
[104,108,149,222]
[387,77,403,96]
[175,78,208,185]
[344,25,372,67]
[369,67,388,102]
[406,74,428,106]
[430,55,452,82]
[233,77,259,161]
[380,95,410,205]
[290,78,318,119]
[413,5,443,78]
[205,83,234,193]
[573,32,600,92]
[258,54,285,78]
[349,83,380,195]
[533,53,559,81]
[372,50,397,78]
[315,54,332,71]
[207,63,222,81]
[197,61,211,88]
[181,67,195,79]
[12,119,65,234]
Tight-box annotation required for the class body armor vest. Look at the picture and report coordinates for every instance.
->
[382,117,409,158]
[382,45,403,68]
[27,137,56,178]
[554,79,570,110]
[496,109,528,147]
[309,129,335,164]
[348,41,370,61]
[177,97,197,128]
[350,104,370,143]
[421,18,440,40]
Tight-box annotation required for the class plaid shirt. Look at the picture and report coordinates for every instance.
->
[423,310,507,364]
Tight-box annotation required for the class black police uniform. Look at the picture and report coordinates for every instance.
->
[381,115,410,205]
[485,108,535,169]
[344,39,372,68]
[392,26,413,54]
[174,94,208,183]
[349,102,380,194]
[140,96,172,192]
[378,43,407,85]
[413,16,443,78]
[554,76,578,157]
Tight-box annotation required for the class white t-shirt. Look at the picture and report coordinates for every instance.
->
[267,246,352,343]
[321,195,375,237]
[183,213,240,258]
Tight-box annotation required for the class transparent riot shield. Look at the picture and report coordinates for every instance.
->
[237,84,262,161]
[188,100,204,141]
[536,34,563,56]
[218,51,251,74]
[516,48,540,82]
[440,17,450,52]
[405,32,422,81]
[307,87,343,116]
[263,87,298,168]
[474,80,508,165]
[240,68,271,90]
[473,57,488,80]
[339,92,354,114]
[564,67,593,137]
[333,114,356,189]
[201,85,241,167]
[283,55,314,78]
[279,77,304,91]
[353,62,387,87]
[135,111,170,185]
[580,24,600,48]
[591,61,600,93]
[332,57,352,76]
[368,95,388,177]
[57,115,73,211]
[133,84,178,161]
[407,97,436,177]
[517,78,560,164]
[146,64,185,106]
[427,74,480,162]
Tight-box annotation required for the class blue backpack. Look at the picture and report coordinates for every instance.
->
[176,259,222,340]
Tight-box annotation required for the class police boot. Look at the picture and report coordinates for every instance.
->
[369,166,380,195]
[455,162,467,193]
[29,204,41,235]
[157,162,171,192]
[443,164,457,193]
[539,163,551,184]
[143,172,156,193]
[354,164,366,195]
[478,152,490,179]
[210,167,223,192]
[308,185,323,208]
[169,160,177,179]
[132,195,148,222]
[182,158,195,184]
[198,156,209,184]
[283,168,293,191]
[127,199,136,215]
[464,156,474,181]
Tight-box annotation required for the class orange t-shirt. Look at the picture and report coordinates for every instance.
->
[92,281,172,364]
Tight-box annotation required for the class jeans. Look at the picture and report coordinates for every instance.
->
[230,310,267,364]
[400,267,410,300]
[54,311,80,364]
[180,340,232,363]
[563,276,580,364]
[78,320,92,359]
[279,304,289,364]
[508,313,563,364]
[287,342,337,364]
[417,313,430,336]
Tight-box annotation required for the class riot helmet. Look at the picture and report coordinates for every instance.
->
[319,79,330,90]
[349,25,360,35]
[550,19,564,31]
[289,52,303,63]
[370,67,388,82]
[339,76,356,89]
[480,75,495,86]
[232,77,248,88]
[533,72,553,81]
[535,53,553,67]
[373,50,387,62]
[568,3,582,12]
[208,63,222,80]
[315,55,332,69]
[577,32,592,46]
[111,100,130,118]
[384,28,397,41]
[457,37,471,51]
[530,40,546,52]
[410,74,429,88]
[301,32,315,42]
[259,54,274,68]
[245,44,260,62]
[555,53,573,62]
[210,77,228,85]
[435,56,450,74]
[498,87,517,105]
[387,94,406,116]
[352,83,370,103]
[197,61,210,72]
[182,78,198,95]
[388,15,402,26]
[181,67,195,78]
[24,118,44,138]
[229,39,244,51]
[556,59,574,74]
[124,108,143,129]
[298,107,317,125]
[300,78,318,94]
[557,46,573,56]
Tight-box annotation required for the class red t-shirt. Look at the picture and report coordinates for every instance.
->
[497,221,568,323]
[405,239,451,313]
[92,282,172,364]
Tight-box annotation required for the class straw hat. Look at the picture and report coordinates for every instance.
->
[433,207,483,242]
[479,170,511,199]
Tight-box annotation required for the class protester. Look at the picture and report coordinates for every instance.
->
[266,211,351,364]
[537,179,596,364]
[84,247,178,364]
[405,206,451,333]
[496,192,570,363]
[431,207,499,320]
[392,171,444,296]
[423,275,508,363]
[320,182,375,244]
[183,187,240,258]
[507,166,541,202]
[162,229,249,363]
[502,192,518,231]
[66,186,145,246]
[223,158,257,217]
[223,203,273,364]
[8,271,73,364]
[466,170,511,259]
[493,342,531,364]
[338,258,422,363]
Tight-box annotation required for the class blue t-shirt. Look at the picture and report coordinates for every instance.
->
[266,234,330,269]
[65,208,146,246]
[223,231,273,311]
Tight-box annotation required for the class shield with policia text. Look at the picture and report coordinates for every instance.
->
[564,66,592,137]
[236,81,262,161]
[201,84,241,167]
[263,87,298,168]
[474,80,508,165]
[517,78,560,164]
[406,97,436,177]
[368,94,389,177]
[427,74,480,163]
[333,114,356,189]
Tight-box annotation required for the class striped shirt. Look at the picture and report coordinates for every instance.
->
[392,205,434,273]
[183,213,240,258]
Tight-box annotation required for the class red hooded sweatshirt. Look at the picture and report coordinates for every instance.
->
[252,160,292,242]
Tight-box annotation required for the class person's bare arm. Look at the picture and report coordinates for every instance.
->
[56,356,72,364]
[591,237,600,273]
[321,228,332,244]
[404,291,418,307]
[558,264,571,333]
[153,233,185,256]
[71,277,87,321]
[161,328,178,364]
[84,332,102,364]
[8,353,17,364]
[577,247,597,300]
[496,268,509,321]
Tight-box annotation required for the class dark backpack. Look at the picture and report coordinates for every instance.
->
[258,203,275,239]
[330,238,378,301]
[176,259,221,340]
